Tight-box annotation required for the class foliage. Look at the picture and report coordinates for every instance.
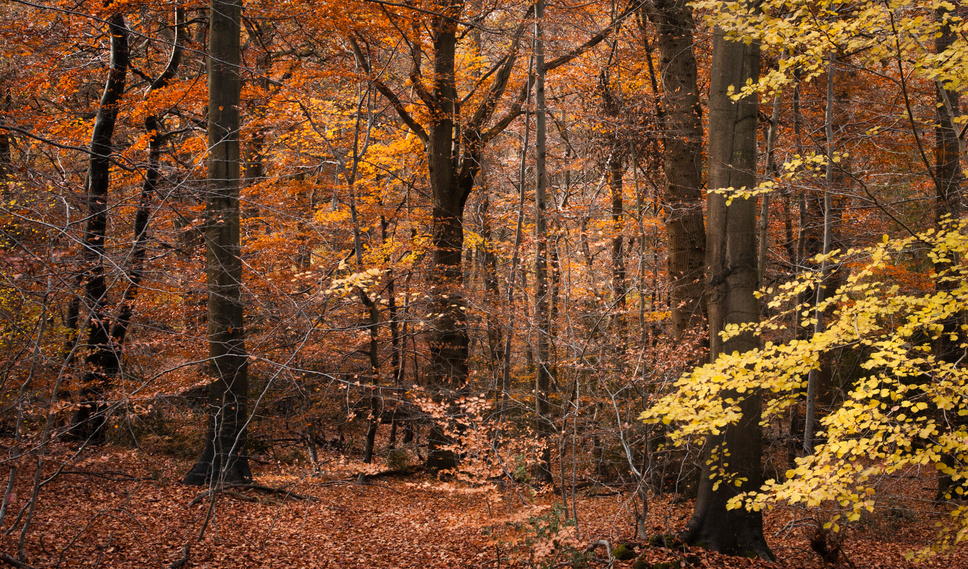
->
[0,0,966,564]
[694,0,968,100]
[644,221,968,556]
[495,504,589,569]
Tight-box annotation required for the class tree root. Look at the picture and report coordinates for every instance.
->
[188,483,317,507]
[0,552,36,569]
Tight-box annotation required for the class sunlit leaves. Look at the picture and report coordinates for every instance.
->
[644,220,968,554]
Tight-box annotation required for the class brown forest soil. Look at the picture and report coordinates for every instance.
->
[0,441,964,568]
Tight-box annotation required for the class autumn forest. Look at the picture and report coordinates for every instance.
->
[1,0,968,567]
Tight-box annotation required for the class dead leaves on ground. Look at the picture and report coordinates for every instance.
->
[0,442,966,568]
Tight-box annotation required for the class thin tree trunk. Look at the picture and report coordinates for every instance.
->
[0,91,10,184]
[111,8,187,353]
[382,216,403,386]
[533,0,553,485]
[609,153,626,331]
[497,72,532,445]
[804,53,837,455]
[758,65,784,289]
[477,183,504,386]
[351,196,379,466]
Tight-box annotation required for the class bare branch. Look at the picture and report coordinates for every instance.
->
[349,37,429,143]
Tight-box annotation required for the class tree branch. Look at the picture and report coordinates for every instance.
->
[349,37,429,143]
[482,2,634,143]
[464,4,535,134]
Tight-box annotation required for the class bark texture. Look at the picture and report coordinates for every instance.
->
[184,0,251,486]
[644,0,706,341]
[684,24,773,559]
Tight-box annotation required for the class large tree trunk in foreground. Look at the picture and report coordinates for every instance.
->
[184,0,251,486]
[421,2,473,470]
[684,23,773,559]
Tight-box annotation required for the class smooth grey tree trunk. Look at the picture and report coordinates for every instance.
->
[684,22,773,559]
[184,0,251,486]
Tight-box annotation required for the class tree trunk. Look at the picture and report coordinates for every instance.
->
[68,12,129,443]
[421,2,472,470]
[0,91,10,184]
[111,8,186,357]
[533,0,553,485]
[498,85,532,446]
[476,183,504,384]
[609,153,626,330]
[758,65,784,290]
[684,22,772,559]
[644,0,706,341]
[184,0,251,486]
[934,4,964,501]
[358,1,609,469]
[804,53,839,454]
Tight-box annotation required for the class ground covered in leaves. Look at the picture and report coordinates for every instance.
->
[0,442,965,568]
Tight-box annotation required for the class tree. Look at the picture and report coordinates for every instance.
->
[533,0,554,485]
[184,0,251,485]
[356,1,624,468]
[678,15,772,558]
[649,221,968,557]
[932,1,964,501]
[111,7,188,388]
[350,3,531,467]
[645,0,968,556]
[642,0,706,342]
[67,10,130,443]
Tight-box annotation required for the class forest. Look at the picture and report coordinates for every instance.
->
[1,0,968,567]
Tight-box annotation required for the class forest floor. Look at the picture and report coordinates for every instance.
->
[0,441,965,568]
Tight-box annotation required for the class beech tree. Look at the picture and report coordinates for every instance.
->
[184,0,251,485]
[642,0,706,342]
[646,0,968,558]
[651,9,773,557]
[67,11,129,443]
[355,1,624,468]
[7,0,968,564]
